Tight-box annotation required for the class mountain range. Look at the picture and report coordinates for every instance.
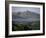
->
[12,10,40,24]
[12,10,40,19]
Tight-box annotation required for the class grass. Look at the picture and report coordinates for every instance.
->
[12,21,40,31]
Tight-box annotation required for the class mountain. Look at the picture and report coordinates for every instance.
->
[12,10,40,19]
[12,11,40,24]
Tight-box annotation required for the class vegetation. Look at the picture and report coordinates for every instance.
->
[12,10,40,31]
[12,21,40,31]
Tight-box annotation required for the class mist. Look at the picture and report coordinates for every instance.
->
[12,7,40,14]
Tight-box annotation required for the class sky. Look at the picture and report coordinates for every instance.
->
[12,7,40,14]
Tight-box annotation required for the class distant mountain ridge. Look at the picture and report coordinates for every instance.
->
[12,10,40,24]
[12,10,40,19]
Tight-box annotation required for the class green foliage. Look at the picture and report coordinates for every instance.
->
[12,21,40,31]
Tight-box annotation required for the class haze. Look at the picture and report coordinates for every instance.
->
[12,7,40,14]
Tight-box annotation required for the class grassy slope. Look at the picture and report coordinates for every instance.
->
[12,21,40,31]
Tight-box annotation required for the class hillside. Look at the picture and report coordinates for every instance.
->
[12,10,40,22]
[12,10,40,31]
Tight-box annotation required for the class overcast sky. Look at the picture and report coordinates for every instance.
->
[12,7,40,14]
